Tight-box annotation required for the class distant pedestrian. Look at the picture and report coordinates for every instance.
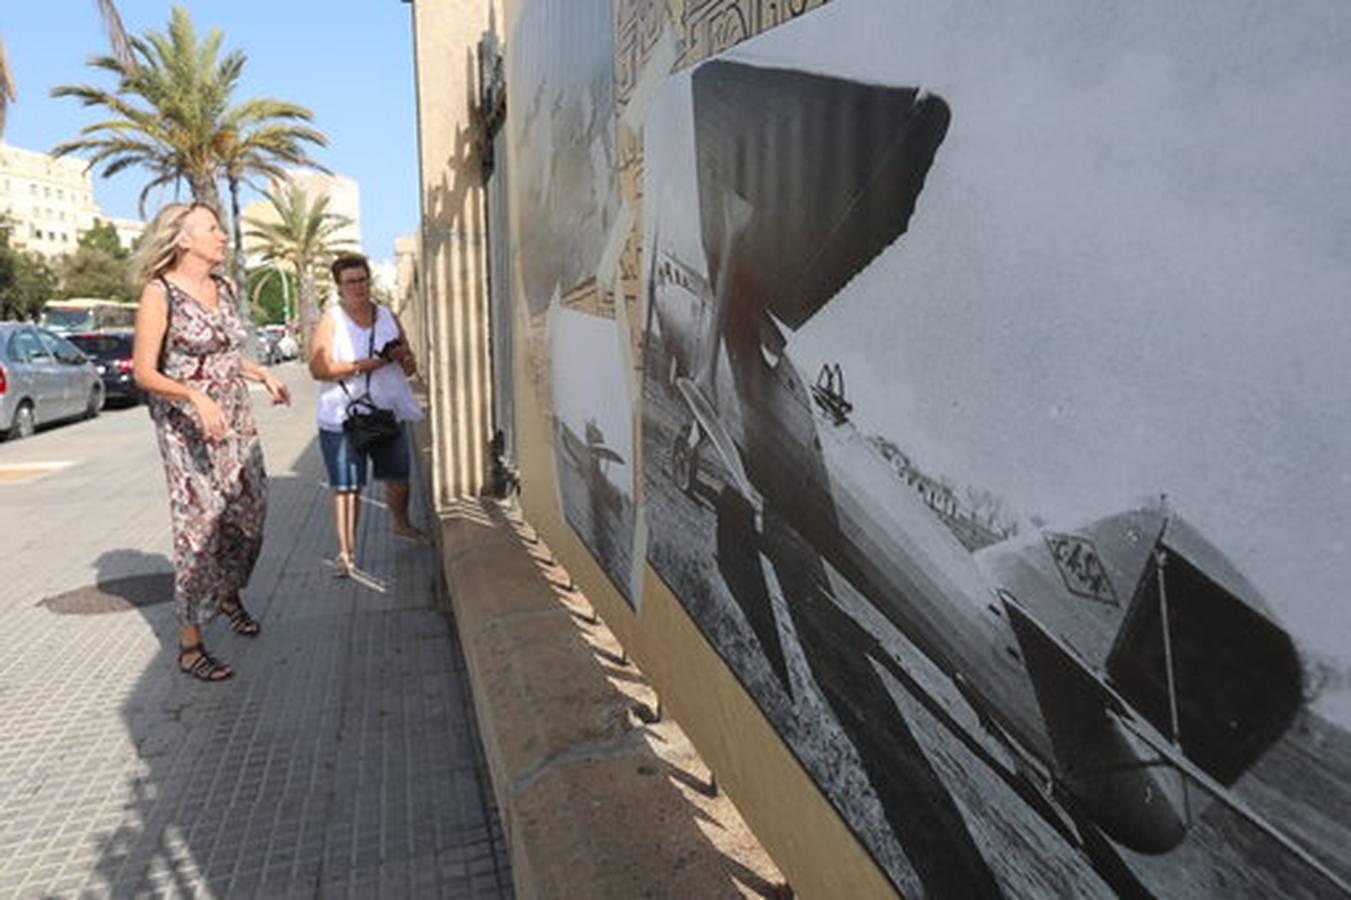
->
[309,253,427,577]
[131,203,291,682]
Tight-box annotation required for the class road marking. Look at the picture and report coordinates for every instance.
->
[0,461,75,483]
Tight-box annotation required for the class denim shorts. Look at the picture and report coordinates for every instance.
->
[319,426,410,491]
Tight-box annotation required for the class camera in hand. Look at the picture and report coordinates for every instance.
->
[378,338,404,361]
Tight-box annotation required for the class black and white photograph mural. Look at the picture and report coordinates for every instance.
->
[506,0,620,335]
[549,305,640,606]
[639,0,1351,896]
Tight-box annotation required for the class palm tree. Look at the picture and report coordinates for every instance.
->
[50,5,326,224]
[218,101,329,292]
[244,184,353,348]
[1,1,133,138]
[51,6,237,211]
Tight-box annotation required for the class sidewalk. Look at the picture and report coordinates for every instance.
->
[0,365,511,898]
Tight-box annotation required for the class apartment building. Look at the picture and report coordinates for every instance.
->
[0,141,100,256]
[0,141,144,256]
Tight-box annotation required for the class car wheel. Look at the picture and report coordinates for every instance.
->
[86,386,104,419]
[11,402,36,440]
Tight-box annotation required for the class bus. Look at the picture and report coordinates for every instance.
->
[40,299,138,334]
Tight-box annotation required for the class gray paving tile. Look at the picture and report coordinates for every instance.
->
[0,369,511,899]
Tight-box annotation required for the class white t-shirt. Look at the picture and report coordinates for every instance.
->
[315,303,425,432]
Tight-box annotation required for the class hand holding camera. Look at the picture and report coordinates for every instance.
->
[379,337,416,376]
[378,338,405,362]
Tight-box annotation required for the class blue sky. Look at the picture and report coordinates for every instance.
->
[2,1,418,262]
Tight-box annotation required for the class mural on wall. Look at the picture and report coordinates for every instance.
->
[638,0,1351,897]
[507,0,621,379]
[549,300,641,605]
[507,0,646,604]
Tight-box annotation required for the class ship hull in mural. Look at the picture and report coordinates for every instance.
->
[640,42,1351,900]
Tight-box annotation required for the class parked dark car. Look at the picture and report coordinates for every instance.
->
[0,322,105,440]
[67,331,144,406]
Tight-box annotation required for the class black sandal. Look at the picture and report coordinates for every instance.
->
[221,596,261,637]
[178,643,232,681]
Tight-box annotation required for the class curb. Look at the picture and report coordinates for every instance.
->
[432,498,787,899]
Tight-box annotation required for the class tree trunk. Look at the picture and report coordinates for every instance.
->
[298,262,319,355]
[227,174,249,319]
[186,171,222,215]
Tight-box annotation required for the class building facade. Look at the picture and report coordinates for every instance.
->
[103,215,145,252]
[0,141,144,256]
[242,169,363,260]
[0,141,100,256]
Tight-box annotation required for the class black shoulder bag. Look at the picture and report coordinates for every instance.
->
[340,320,401,453]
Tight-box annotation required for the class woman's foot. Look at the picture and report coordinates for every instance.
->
[220,594,261,636]
[334,552,353,578]
[178,643,232,681]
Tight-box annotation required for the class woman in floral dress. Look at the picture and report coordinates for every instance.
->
[131,204,291,681]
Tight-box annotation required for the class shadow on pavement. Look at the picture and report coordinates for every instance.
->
[38,550,174,615]
[80,435,515,897]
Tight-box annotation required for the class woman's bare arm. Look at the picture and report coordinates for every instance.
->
[132,282,227,438]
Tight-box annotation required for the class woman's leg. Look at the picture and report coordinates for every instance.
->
[385,480,412,531]
[333,489,359,574]
[374,428,427,540]
[350,487,361,557]
[321,429,367,574]
[178,622,231,679]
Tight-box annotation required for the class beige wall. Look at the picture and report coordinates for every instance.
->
[408,0,495,505]
[392,234,423,354]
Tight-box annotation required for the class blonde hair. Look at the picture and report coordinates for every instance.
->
[132,202,221,287]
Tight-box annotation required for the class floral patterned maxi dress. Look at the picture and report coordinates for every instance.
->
[149,276,267,625]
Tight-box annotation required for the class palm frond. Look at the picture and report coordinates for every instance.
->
[94,0,137,72]
[0,35,16,137]
[137,170,182,218]
[50,5,331,216]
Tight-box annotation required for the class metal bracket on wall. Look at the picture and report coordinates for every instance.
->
[477,28,507,179]
[488,428,520,499]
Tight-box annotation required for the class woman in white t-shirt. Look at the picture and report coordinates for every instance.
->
[308,254,427,576]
